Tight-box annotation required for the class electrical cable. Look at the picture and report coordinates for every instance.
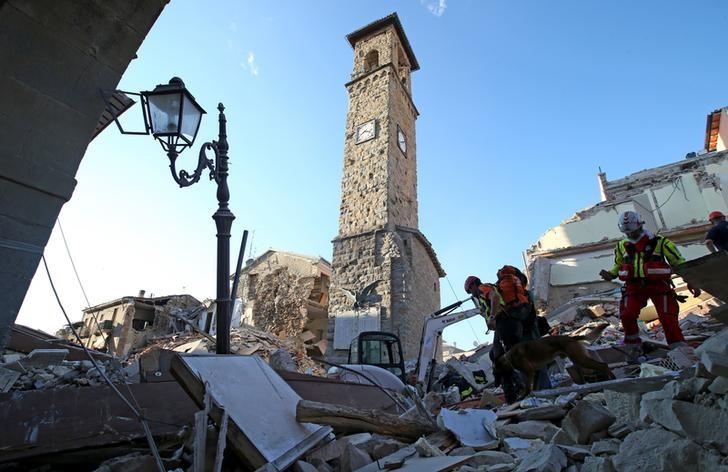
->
[42,255,166,472]
[445,276,482,345]
[57,219,110,348]
[311,357,409,412]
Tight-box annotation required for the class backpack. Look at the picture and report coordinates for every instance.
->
[496,265,530,307]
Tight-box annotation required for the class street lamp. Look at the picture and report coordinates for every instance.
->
[138,77,235,354]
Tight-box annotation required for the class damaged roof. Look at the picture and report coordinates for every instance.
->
[82,294,201,313]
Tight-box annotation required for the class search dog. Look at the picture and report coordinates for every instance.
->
[494,325,614,399]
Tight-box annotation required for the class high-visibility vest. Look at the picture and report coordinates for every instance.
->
[475,284,505,320]
[610,235,685,281]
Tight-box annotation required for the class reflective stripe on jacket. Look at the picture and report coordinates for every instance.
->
[475,284,505,320]
[608,235,685,279]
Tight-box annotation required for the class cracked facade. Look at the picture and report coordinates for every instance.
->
[234,250,331,351]
[526,110,728,310]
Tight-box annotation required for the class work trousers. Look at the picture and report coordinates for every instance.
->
[620,281,684,345]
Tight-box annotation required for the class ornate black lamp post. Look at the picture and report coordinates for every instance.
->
[140,77,234,354]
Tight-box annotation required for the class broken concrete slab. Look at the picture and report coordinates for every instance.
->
[438,408,497,450]
[590,439,620,456]
[293,460,319,472]
[503,438,545,460]
[695,328,728,357]
[307,434,371,464]
[460,450,515,468]
[701,350,728,378]
[606,422,634,440]
[340,443,372,472]
[556,445,591,461]
[580,456,615,472]
[171,355,331,471]
[358,434,405,460]
[708,376,728,394]
[612,428,725,472]
[640,398,728,453]
[561,401,615,445]
[496,421,560,443]
[18,349,69,369]
[515,444,567,472]
[602,390,640,425]
[548,429,575,446]
[0,366,21,393]
[269,348,299,373]
[674,251,728,305]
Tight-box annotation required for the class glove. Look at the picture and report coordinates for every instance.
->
[687,284,701,297]
[675,294,689,303]
[599,269,616,281]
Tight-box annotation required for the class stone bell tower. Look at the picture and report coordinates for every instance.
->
[327,13,445,362]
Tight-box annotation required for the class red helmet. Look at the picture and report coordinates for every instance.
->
[708,210,726,221]
[464,276,481,292]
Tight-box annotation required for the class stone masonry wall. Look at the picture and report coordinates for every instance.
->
[390,231,441,358]
[387,69,418,229]
[338,69,393,235]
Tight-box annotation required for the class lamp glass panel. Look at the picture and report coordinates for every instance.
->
[147,93,181,135]
[181,95,203,142]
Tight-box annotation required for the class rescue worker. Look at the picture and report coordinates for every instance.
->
[599,211,698,350]
[705,210,728,253]
[464,276,519,401]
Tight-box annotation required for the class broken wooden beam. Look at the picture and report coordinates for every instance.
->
[295,400,439,441]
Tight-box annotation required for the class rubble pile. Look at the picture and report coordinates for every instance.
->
[250,267,317,338]
[0,348,127,392]
[290,330,728,472]
[126,325,325,375]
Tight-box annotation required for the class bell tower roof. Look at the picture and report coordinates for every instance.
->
[346,12,420,72]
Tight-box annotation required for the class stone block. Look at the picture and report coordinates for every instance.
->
[515,444,567,472]
[555,445,591,461]
[640,398,728,453]
[450,446,476,456]
[503,438,544,460]
[602,390,641,424]
[496,421,560,443]
[612,429,724,472]
[695,328,728,357]
[561,401,616,444]
[701,350,728,378]
[580,456,615,472]
[708,376,728,395]
[340,443,372,472]
[549,428,575,446]
[590,439,621,456]
[461,450,515,468]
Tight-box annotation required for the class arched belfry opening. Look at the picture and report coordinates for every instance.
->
[364,49,379,72]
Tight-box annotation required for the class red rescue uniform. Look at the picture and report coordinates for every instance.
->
[608,233,686,346]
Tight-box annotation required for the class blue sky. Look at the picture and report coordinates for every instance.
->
[19,0,728,351]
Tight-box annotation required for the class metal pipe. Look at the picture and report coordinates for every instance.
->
[230,230,249,313]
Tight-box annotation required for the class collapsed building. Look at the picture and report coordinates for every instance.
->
[56,292,207,356]
[526,106,728,312]
[233,250,331,353]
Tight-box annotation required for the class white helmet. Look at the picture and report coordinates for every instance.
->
[618,211,643,233]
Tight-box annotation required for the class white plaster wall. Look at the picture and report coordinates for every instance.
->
[718,109,728,152]
[535,158,728,252]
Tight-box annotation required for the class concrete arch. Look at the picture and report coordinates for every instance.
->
[0,0,169,347]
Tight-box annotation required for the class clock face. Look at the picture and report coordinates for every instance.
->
[397,126,407,154]
[355,120,376,144]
